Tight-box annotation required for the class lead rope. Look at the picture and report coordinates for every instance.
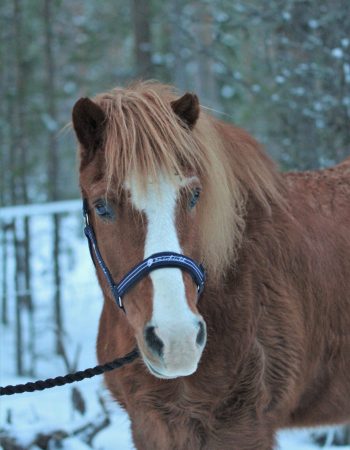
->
[0,349,139,396]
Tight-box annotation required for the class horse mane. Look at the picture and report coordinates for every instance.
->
[93,81,285,279]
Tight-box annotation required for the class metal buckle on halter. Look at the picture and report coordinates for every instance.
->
[198,281,205,294]
[110,285,123,310]
[83,200,90,227]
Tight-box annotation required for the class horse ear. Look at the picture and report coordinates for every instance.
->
[171,93,200,129]
[72,97,106,160]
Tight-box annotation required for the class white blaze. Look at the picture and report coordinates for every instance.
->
[127,173,203,377]
[127,174,193,325]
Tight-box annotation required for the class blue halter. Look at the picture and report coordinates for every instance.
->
[83,200,206,311]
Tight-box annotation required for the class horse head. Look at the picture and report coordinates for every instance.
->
[72,86,208,379]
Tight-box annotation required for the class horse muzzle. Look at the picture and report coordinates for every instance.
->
[140,317,207,379]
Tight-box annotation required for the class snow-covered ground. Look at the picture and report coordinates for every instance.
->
[0,212,349,449]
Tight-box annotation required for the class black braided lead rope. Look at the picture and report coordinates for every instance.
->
[0,349,139,396]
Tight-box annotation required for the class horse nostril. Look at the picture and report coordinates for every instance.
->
[196,321,206,346]
[144,326,164,357]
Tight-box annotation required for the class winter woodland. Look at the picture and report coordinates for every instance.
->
[0,0,349,448]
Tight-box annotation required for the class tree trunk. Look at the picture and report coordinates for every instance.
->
[0,4,9,326]
[12,0,26,376]
[12,222,26,375]
[192,3,219,109]
[132,0,153,78]
[168,0,187,91]
[1,225,9,325]
[24,216,36,375]
[44,0,63,356]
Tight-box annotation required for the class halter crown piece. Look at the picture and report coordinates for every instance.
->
[83,200,206,311]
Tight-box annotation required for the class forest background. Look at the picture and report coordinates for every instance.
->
[2,0,350,211]
[0,0,349,448]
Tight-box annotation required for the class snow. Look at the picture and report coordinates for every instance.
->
[60,438,93,450]
[41,113,59,132]
[292,86,306,96]
[151,53,164,65]
[64,82,78,94]
[282,11,291,21]
[308,19,319,29]
[215,11,229,23]
[275,75,285,84]
[0,209,348,449]
[251,84,261,93]
[0,199,81,220]
[213,62,226,75]
[342,97,350,106]
[278,429,350,450]
[331,48,344,59]
[221,85,235,98]
[343,63,350,83]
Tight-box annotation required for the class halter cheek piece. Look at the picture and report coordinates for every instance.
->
[83,200,206,311]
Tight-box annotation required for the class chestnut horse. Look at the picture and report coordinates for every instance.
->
[72,82,350,450]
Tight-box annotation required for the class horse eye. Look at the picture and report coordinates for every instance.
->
[189,188,201,209]
[94,200,114,219]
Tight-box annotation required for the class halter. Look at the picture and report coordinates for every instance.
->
[83,199,206,311]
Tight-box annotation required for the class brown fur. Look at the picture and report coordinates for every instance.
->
[72,82,350,450]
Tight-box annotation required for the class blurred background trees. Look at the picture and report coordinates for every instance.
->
[1,0,349,210]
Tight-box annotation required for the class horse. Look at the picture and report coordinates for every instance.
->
[72,81,350,450]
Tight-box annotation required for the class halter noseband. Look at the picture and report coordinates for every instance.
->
[83,199,206,311]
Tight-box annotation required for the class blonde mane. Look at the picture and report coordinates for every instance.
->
[93,81,283,279]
